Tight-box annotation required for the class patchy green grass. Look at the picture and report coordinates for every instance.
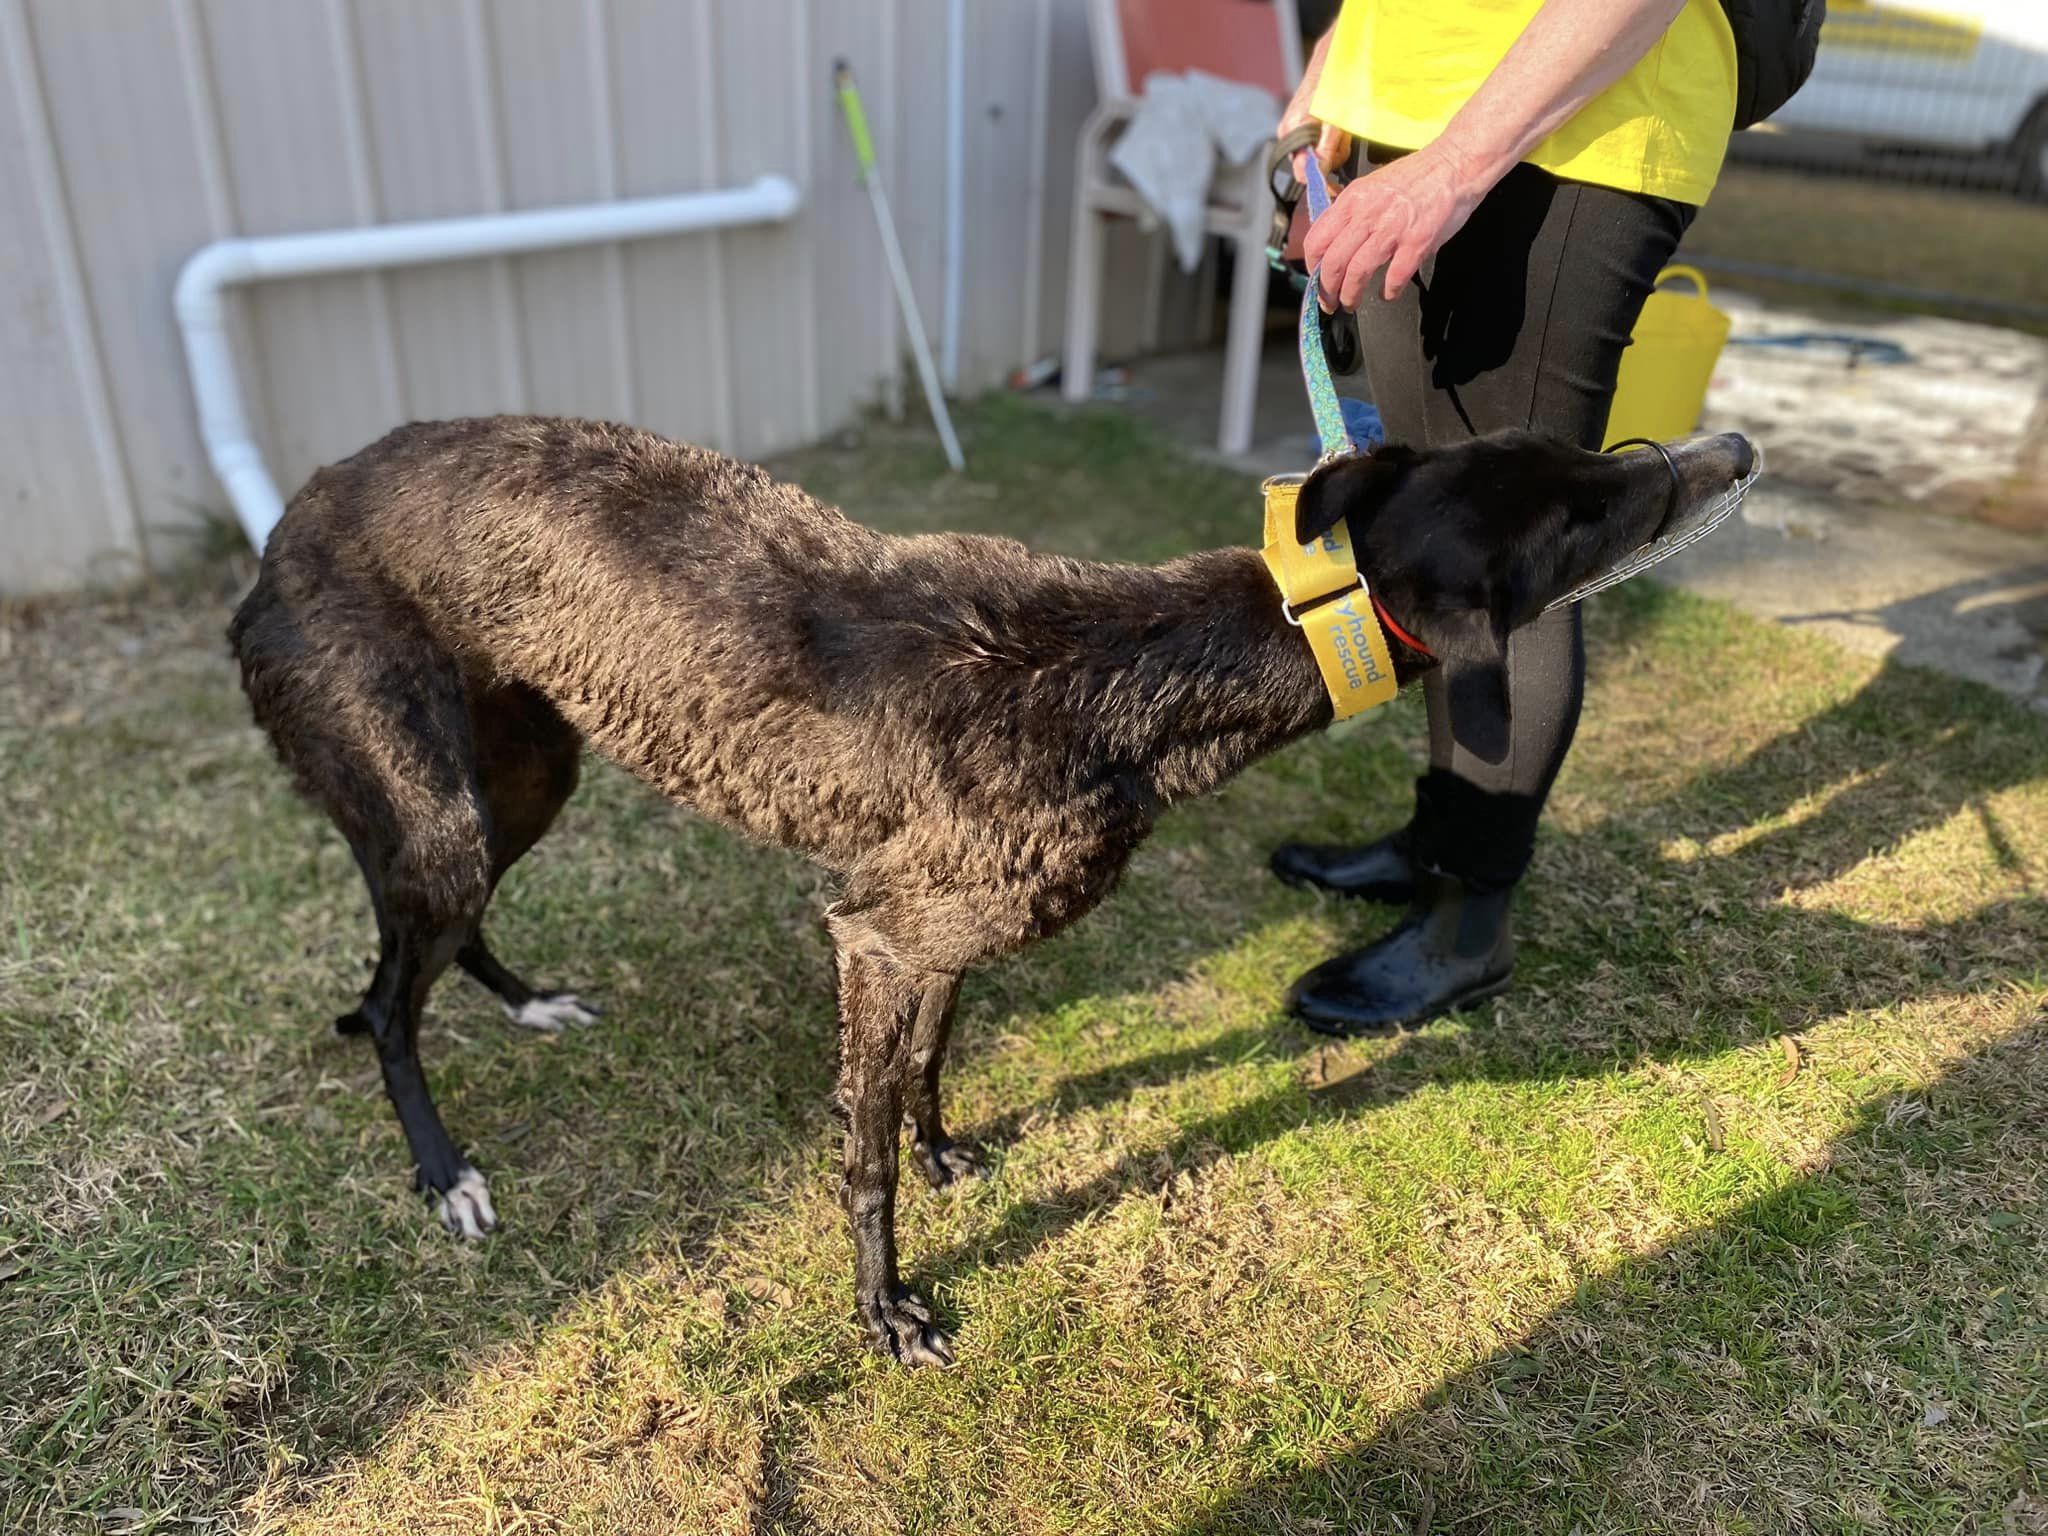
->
[3,397,2043,1534]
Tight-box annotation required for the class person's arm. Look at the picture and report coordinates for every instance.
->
[1306,0,1688,310]
[1278,25,1353,175]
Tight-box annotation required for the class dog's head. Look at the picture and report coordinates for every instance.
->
[1292,428,1756,758]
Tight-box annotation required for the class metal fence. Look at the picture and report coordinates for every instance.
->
[1701,0,2048,329]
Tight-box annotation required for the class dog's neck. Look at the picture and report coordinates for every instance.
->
[1078,547,1337,805]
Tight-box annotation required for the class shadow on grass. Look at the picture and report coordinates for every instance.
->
[906,888,2045,1306]
[10,407,2044,1527]
[1692,575,2048,889]
[893,627,2045,1302]
[234,612,2046,1522]
[713,621,2047,1527]
[1578,576,2045,895]
[1175,1018,2048,1534]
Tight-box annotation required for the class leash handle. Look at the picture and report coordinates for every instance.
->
[1262,125,1321,269]
[1298,156,1353,460]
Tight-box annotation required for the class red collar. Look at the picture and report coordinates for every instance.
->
[1371,594,1431,658]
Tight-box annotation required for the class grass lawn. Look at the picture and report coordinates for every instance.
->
[1687,163,2048,333]
[3,397,2044,1534]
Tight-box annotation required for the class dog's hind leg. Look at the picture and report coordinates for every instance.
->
[329,741,499,1236]
[351,899,498,1239]
[457,681,601,1032]
[903,973,981,1189]
[245,608,500,1237]
[457,940,600,1031]
[828,908,955,1367]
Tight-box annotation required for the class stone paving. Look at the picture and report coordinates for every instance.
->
[1671,293,2048,711]
[1701,293,2048,535]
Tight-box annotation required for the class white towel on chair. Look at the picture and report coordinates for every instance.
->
[1109,69,1280,272]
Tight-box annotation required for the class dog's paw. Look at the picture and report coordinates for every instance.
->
[332,1010,369,1039]
[913,1137,986,1190]
[860,1285,955,1368]
[434,1167,498,1240]
[502,992,603,1031]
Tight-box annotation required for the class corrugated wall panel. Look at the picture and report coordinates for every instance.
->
[486,0,634,423]
[810,0,900,435]
[22,0,224,569]
[1034,0,1100,364]
[961,0,1043,389]
[200,0,399,497]
[0,0,1170,595]
[0,0,139,590]
[882,0,941,411]
[609,0,733,450]
[351,0,525,424]
[708,0,820,460]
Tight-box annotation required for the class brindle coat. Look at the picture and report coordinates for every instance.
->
[228,415,1752,1365]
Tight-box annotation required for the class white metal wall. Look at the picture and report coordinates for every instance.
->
[1,0,1186,595]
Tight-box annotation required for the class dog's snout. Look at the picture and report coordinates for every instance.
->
[1670,431,1760,491]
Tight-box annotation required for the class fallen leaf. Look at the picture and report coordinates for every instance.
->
[1776,1034,1801,1087]
[737,1275,794,1307]
[1920,1403,1949,1427]
[1702,1096,1726,1153]
[36,1098,71,1127]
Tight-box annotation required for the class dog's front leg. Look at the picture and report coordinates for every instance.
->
[903,971,982,1188]
[831,924,955,1368]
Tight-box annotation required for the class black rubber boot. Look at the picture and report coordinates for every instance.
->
[1285,870,1514,1036]
[1268,827,1417,905]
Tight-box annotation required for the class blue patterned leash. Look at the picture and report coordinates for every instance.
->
[1298,154,1357,461]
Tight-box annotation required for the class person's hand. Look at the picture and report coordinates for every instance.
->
[1302,141,1495,310]
[1276,80,1352,182]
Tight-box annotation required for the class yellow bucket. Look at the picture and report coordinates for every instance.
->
[1604,265,1731,447]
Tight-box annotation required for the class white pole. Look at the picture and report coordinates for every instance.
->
[836,61,966,472]
[941,0,966,391]
[865,169,967,472]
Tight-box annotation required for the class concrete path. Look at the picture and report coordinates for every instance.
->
[1660,481,2048,708]
[1098,290,2048,712]
[1670,294,2048,711]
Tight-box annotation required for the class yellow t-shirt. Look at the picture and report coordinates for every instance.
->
[1309,0,1738,204]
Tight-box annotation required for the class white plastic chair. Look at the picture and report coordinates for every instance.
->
[1062,0,1303,455]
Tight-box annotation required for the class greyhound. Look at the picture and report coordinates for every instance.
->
[228,415,1754,1365]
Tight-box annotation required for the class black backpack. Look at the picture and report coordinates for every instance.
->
[1720,0,1827,130]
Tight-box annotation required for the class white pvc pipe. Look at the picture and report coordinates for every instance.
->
[940,0,966,391]
[174,174,802,551]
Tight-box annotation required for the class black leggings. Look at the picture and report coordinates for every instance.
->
[1348,148,1696,889]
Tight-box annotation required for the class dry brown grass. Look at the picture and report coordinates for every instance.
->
[1689,163,2048,330]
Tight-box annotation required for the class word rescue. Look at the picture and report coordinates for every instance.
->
[1318,593,1389,695]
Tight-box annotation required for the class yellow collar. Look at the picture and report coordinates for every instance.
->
[1259,475,1399,723]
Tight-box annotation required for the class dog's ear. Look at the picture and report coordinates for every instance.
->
[1429,603,1514,766]
[1293,445,1419,545]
